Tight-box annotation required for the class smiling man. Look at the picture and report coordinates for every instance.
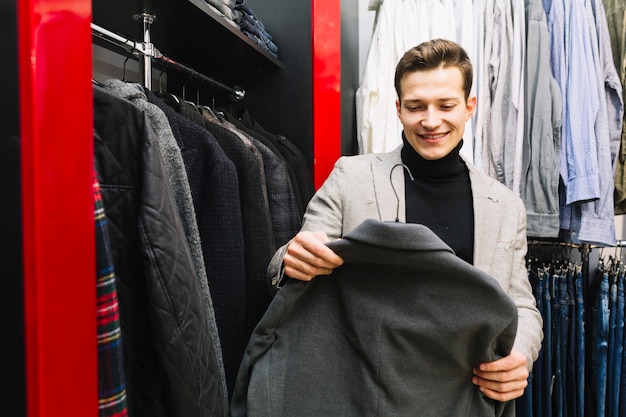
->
[264,38,543,410]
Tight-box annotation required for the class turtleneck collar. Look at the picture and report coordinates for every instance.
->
[400,134,466,180]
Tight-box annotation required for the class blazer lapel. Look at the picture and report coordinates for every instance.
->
[372,146,406,223]
[464,155,502,272]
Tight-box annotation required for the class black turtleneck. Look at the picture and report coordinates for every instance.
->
[401,137,474,264]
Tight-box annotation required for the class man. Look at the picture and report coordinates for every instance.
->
[268,38,543,403]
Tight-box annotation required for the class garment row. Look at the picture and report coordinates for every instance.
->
[517,253,626,417]
[357,0,625,247]
[92,81,314,417]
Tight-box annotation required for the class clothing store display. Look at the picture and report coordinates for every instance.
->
[179,101,275,339]
[234,0,278,58]
[231,219,518,417]
[146,89,247,396]
[220,106,315,216]
[520,247,626,417]
[93,86,229,417]
[77,1,626,415]
[103,79,230,403]
[547,0,622,247]
[605,0,626,214]
[202,108,301,250]
[139,86,304,397]
[358,0,624,246]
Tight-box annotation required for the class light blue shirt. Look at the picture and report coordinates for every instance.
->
[547,0,621,246]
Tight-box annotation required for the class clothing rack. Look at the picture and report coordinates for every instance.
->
[91,19,245,101]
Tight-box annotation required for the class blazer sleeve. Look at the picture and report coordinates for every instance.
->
[267,157,350,290]
[509,197,544,371]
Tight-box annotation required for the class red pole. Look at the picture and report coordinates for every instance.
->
[19,0,97,415]
[312,0,341,189]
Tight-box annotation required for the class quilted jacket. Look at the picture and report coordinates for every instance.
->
[93,86,229,417]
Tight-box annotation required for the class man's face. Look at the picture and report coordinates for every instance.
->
[396,66,476,160]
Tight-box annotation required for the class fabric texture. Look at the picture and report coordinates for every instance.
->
[521,0,562,238]
[95,170,129,417]
[201,109,301,249]
[232,219,518,417]
[220,106,315,216]
[179,101,275,341]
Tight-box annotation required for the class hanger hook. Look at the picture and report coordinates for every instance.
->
[122,51,132,82]
[196,76,205,105]
[182,73,195,101]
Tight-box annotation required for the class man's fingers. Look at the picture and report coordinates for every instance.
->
[283,231,343,281]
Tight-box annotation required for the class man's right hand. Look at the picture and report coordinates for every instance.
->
[283,231,344,281]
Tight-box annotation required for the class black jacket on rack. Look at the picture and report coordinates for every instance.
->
[145,89,248,397]
[220,106,315,215]
[179,101,275,339]
[93,86,229,417]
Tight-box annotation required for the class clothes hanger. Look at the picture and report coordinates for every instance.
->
[153,63,181,111]
[181,73,201,114]
[196,79,219,120]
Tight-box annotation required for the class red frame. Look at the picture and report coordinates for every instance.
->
[19,0,97,416]
[17,0,340,415]
[312,0,341,189]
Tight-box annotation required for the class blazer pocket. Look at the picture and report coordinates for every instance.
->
[489,239,515,289]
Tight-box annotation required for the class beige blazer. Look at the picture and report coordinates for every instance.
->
[268,146,543,369]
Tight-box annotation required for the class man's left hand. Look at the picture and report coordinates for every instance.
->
[472,349,529,402]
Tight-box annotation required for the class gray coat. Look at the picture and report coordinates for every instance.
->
[268,145,543,369]
[233,219,518,416]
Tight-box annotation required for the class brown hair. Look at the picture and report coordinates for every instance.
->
[394,38,473,101]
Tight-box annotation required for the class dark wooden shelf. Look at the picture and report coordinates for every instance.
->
[92,0,282,92]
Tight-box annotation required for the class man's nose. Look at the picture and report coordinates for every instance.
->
[421,108,441,128]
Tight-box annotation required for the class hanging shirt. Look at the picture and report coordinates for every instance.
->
[356,0,474,160]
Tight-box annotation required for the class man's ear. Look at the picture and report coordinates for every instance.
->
[395,99,401,117]
[466,95,477,120]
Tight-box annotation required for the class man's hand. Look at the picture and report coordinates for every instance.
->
[472,349,529,402]
[283,231,344,281]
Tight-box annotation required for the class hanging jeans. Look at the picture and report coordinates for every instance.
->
[552,270,568,417]
[565,267,576,416]
[591,271,609,417]
[542,268,553,417]
[574,269,585,417]
[608,272,624,417]
[517,266,538,417]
